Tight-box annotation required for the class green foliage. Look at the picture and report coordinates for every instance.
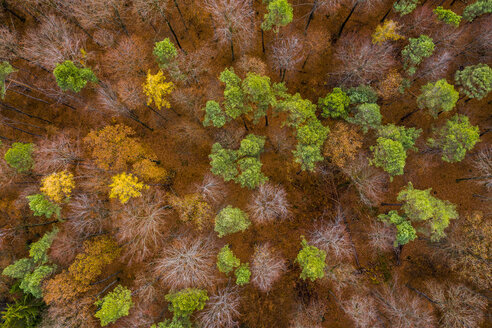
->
[401,35,435,75]
[417,79,459,117]
[427,114,480,163]
[2,259,33,280]
[295,237,326,281]
[215,206,251,237]
[0,61,16,99]
[242,73,276,123]
[209,143,239,182]
[261,0,293,32]
[347,103,382,133]
[370,137,407,177]
[296,119,329,148]
[220,68,246,119]
[318,87,350,119]
[433,6,461,26]
[463,0,492,21]
[238,134,266,157]
[19,265,54,298]
[29,228,59,264]
[275,93,317,128]
[217,245,240,274]
[94,285,133,327]
[377,124,422,151]
[293,144,324,172]
[26,194,61,219]
[346,85,378,105]
[4,142,34,173]
[235,263,251,286]
[53,60,97,92]
[0,296,43,328]
[393,0,419,15]
[397,182,458,241]
[236,157,268,189]
[454,63,492,100]
[151,319,187,328]
[378,210,417,247]
[153,38,178,67]
[203,100,227,128]
[165,288,208,320]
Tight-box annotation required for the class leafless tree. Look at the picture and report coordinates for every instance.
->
[250,243,286,293]
[0,27,21,61]
[22,14,86,70]
[133,270,159,306]
[117,304,155,328]
[195,173,227,205]
[93,29,116,49]
[417,50,453,81]
[368,221,395,254]
[104,36,148,79]
[153,234,218,290]
[204,0,254,61]
[343,294,382,328]
[247,183,291,224]
[48,227,83,267]
[310,215,352,261]
[400,5,437,37]
[113,191,170,264]
[197,287,241,328]
[67,194,107,238]
[334,33,396,86]
[323,263,361,293]
[426,282,487,328]
[236,55,267,76]
[66,0,128,35]
[289,298,328,328]
[33,133,82,174]
[270,36,304,81]
[471,147,492,190]
[116,79,146,110]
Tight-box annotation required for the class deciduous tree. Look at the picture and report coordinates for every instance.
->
[248,183,290,224]
[454,63,492,100]
[4,142,34,173]
[417,79,459,117]
[318,87,350,119]
[372,20,403,44]
[94,285,133,327]
[295,236,326,281]
[215,205,251,237]
[142,70,174,110]
[109,173,149,204]
[261,0,293,33]
[197,287,241,328]
[40,171,75,203]
[53,60,97,93]
[250,243,285,292]
[216,244,240,274]
[433,6,461,26]
[323,122,362,168]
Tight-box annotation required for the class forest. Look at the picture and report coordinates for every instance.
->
[0,0,490,327]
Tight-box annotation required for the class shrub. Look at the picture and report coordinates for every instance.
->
[234,263,251,286]
[53,60,97,92]
[4,143,34,173]
[318,87,350,119]
[216,245,240,274]
[94,285,133,327]
[295,236,326,281]
[215,206,251,237]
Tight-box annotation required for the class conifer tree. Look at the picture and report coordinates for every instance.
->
[165,288,208,322]
[261,0,293,33]
[401,35,435,76]
[378,210,417,247]
[417,79,459,118]
[463,0,492,22]
[209,143,239,182]
[26,194,61,219]
[433,6,462,27]
[153,38,178,69]
[454,63,492,100]
[235,263,251,286]
[53,60,97,92]
[4,143,34,173]
[219,67,246,119]
[242,72,276,124]
[393,0,419,16]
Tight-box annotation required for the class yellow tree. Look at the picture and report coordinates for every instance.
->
[40,171,75,203]
[109,173,148,204]
[142,70,174,110]
[170,193,213,230]
[372,20,403,45]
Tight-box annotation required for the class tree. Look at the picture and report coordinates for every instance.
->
[248,183,290,224]
[378,210,417,247]
[165,288,208,322]
[153,38,178,69]
[401,35,435,75]
[0,295,43,328]
[370,137,407,177]
[219,67,246,119]
[250,243,285,292]
[310,214,352,260]
[296,119,329,148]
[109,173,149,204]
[346,84,379,105]
[234,263,251,286]
[202,101,227,128]
[417,79,459,117]
[397,182,458,241]
[209,143,239,182]
[433,6,461,26]
[40,171,75,203]
[372,20,403,45]
[271,36,304,81]
[323,122,362,168]
[346,103,382,133]
[377,124,421,151]
[427,114,480,163]
[215,206,251,237]
[26,194,61,219]
[318,87,350,119]
[393,0,419,16]
[275,92,316,128]
[4,143,34,173]
[197,287,241,328]
[216,245,240,274]
[261,0,293,33]
[295,236,326,281]
[454,63,492,100]
[463,0,492,22]
[0,61,16,99]
[94,285,133,327]
[293,144,324,172]
[142,70,175,110]
[238,134,266,158]
[237,157,269,189]
[53,60,97,92]
[242,72,276,123]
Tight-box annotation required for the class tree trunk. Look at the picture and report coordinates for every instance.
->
[380,6,392,22]
[261,29,265,53]
[242,117,249,131]
[113,5,129,36]
[0,121,42,137]
[230,38,235,62]
[304,0,317,34]
[394,245,402,266]
[336,1,359,40]
[2,0,26,22]
[173,0,188,31]
[0,102,53,124]
[128,113,153,131]
[265,114,268,127]
[281,68,286,82]
[380,202,403,206]
[456,175,492,182]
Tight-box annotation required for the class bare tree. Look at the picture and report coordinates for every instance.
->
[204,0,254,61]
[195,173,227,205]
[66,0,129,35]
[48,227,83,267]
[368,221,395,254]
[416,50,453,81]
[247,183,291,224]
[153,234,218,290]
[471,147,492,190]
[236,55,267,76]
[400,5,438,37]
[33,133,82,174]
[343,294,382,328]
[250,243,286,293]
[67,194,107,237]
[304,0,345,33]
[289,298,328,328]
[270,36,304,82]
[0,27,21,61]
[310,214,352,261]
[104,36,148,79]
[334,33,395,86]
[197,287,241,328]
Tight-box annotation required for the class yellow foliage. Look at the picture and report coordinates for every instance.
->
[133,158,169,182]
[372,20,403,45]
[324,123,362,168]
[40,170,75,203]
[109,173,149,204]
[142,70,174,110]
[378,69,403,99]
[170,193,212,230]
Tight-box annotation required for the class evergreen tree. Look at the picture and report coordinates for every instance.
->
[94,285,133,327]
[153,38,178,68]
[318,87,350,119]
[235,263,251,286]
[217,245,240,274]
[209,143,239,182]
[347,103,382,133]
[427,114,480,162]
[215,206,251,237]
[417,79,459,117]
[0,61,16,99]
[433,6,462,26]
[463,0,492,22]
[0,295,43,328]
[393,0,419,16]
[401,35,435,76]
[377,124,421,151]
[4,143,34,173]
[346,85,378,105]
[202,100,227,128]
[293,144,324,172]
[295,236,326,281]
[53,60,97,92]
[242,72,276,123]
[261,0,293,33]
[454,63,492,100]
[238,134,266,158]
[26,194,61,219]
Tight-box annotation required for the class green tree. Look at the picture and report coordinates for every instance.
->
[370,137,407,177]
[346,103,382,133]
[378,210,417,247]
[293,144,324,172]
[53,60,97,92]
[26,194,61,219]
[318,87,350,119]
[242,72,276,123]
[433,6,462,26]
[4,142,34,173]
[219,68,246,119]
[238,134,266,158]
[94,285,133,327]
[401,35,435,76]
[217,245,240,274]
[209,143,239,182]
[151,319,187,328]
[0,295,43,328]
[417,79,459,117]
[261,0,293,32]
[215,206,251,237]
[454,63,492,100]
[463,0,492,21]
[235,263,251,286]
[275,92,317,128]
[165,288,208,320]
[397,182,458,241]
[296,119,329,148]
[153,38,178,68]
[0,61,16,99]
[236,157,268,189]
[427,114,480,162]
[346,85,378,105]
[295,236,326,281]
[202,100,227,128]
[377,124,422,151]
[393,0,419,16]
